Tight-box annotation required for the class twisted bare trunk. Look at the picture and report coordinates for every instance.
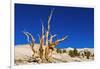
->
[45,31,49,60]
[38,19,45,62]
[22,8,68,63]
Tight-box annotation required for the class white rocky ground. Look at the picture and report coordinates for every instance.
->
[15,44,94,65]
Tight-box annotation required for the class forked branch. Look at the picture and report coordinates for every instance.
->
[49,36,68,48]
[49,34,57,44]
[23,32,35,56]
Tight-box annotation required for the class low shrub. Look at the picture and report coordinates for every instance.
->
[69,48,79,57]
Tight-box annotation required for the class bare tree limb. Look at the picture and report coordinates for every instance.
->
[49,34,56,44]
[57,36,68,42]
[23,32,30,43]
[38,34,41,42]
[40,19,44,36]
[48,8,55,32]
[23,32,35,56]
[49,36,68,48]
[23,32,35,43]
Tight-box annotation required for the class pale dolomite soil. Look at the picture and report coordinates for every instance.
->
[14,44,94,65]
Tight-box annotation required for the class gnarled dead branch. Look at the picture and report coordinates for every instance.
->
[23,32,35,57]
[48,8,54,32]
[49,34,56,44]
[49,36,68,48]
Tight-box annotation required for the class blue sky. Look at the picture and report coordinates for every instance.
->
[15,3,94,48]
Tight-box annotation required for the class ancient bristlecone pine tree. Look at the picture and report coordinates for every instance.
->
[23,8,67,63]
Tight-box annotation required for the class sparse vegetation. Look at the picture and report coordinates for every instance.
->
[84,51,91,59]
[69,50,75,57]
[56,49,62,54]
[63,49,66,53]
[69,48,79,57]
[73,48,79,56]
